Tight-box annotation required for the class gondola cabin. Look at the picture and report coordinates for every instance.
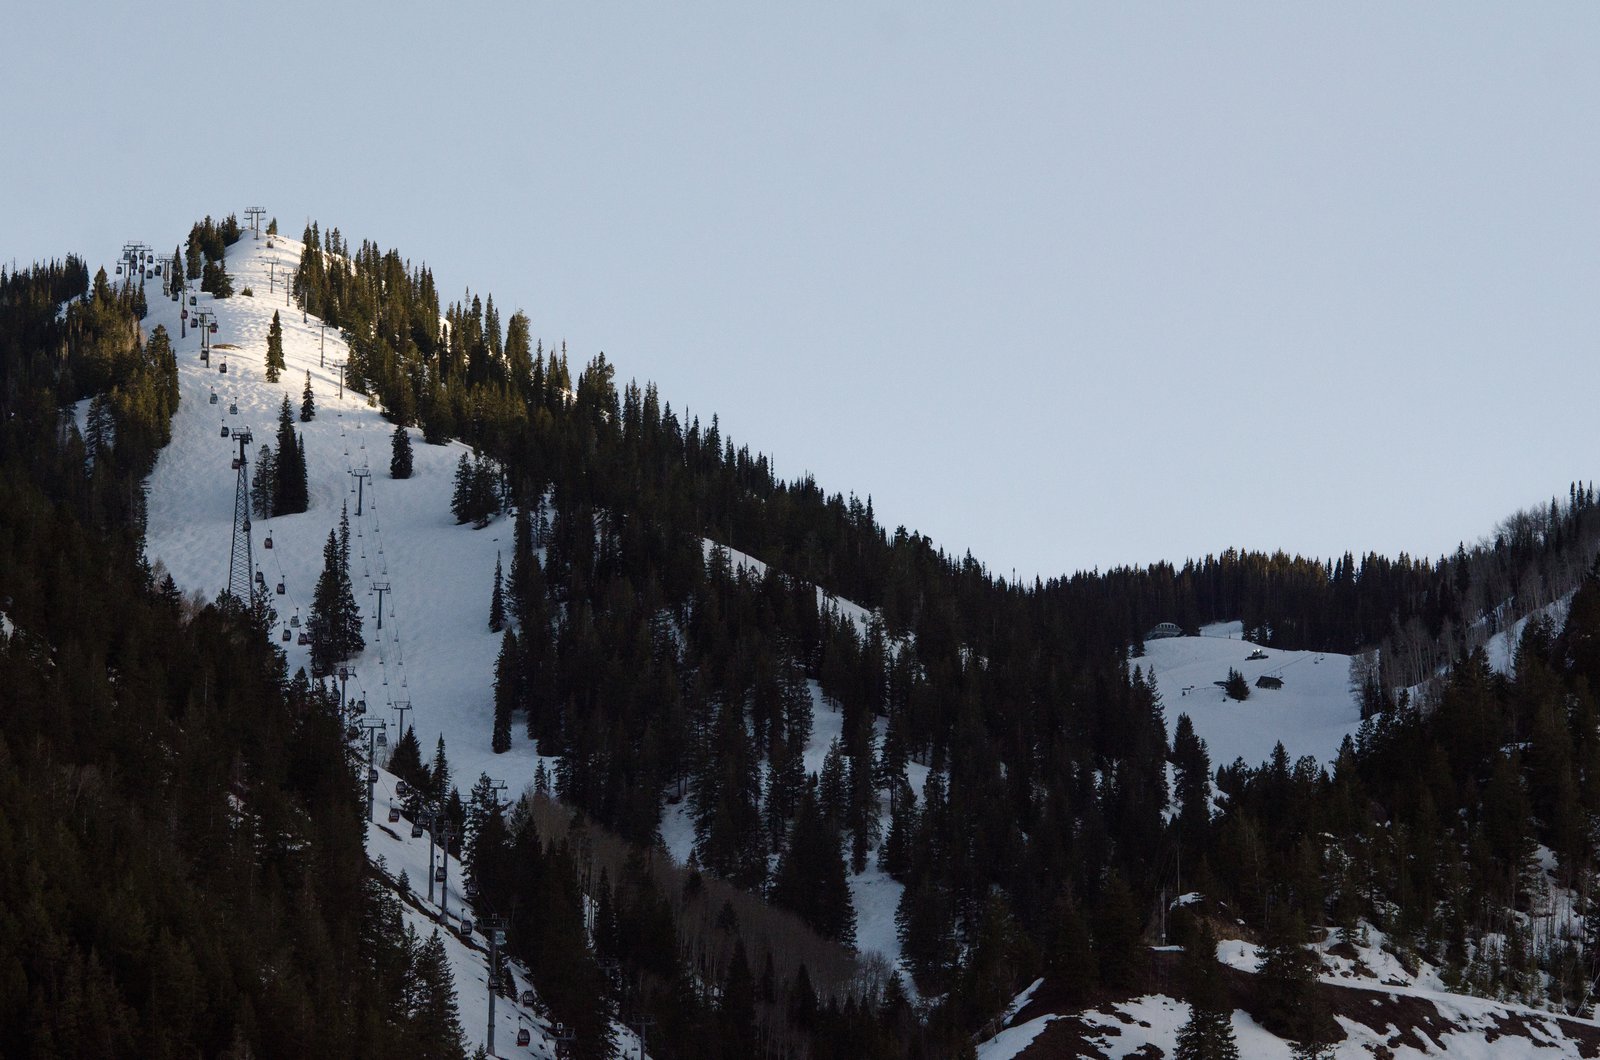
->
[264,535,273,549]
[388,806,400,824]
[520,989,536,1007]
[282,628,291,642]
[434,866,446,883]
[411,820,424,838]
[275,582,285,595]
[516,1029,531,1047]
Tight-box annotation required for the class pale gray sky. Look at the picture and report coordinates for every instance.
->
[6,3,1599,579]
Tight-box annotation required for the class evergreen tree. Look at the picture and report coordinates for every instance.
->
[391,424,414,479]
[1175,921,1239,1060]
[308,527,364,675]
[489,552,506,632]
[250,444,277,519]
[301,370,316,421]
[266,309,285,382]
[492,629,518,753]
[770,789,856,949]
[409,930,467,1058]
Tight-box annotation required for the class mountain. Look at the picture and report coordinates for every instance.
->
[10,211,1600,1059]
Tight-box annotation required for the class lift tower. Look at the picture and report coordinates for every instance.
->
[225,429,256,611]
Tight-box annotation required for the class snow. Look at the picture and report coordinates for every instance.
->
[136,234,624,1057]
[1140,625,1361,769]
[974,1012,1061,1059]
[1484,596,1572,677]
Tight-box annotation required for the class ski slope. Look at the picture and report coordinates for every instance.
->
[138,232,608,1056]
[1141,621,1362,770]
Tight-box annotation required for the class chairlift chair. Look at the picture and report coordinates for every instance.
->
[388,806,400,824]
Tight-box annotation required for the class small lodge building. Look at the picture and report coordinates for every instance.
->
[1255,675,1284,690]
[1146,622,1183,641]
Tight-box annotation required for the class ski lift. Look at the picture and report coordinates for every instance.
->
[388,805,400,823]
[229,403,238,415]
[376,730,387,748]
[209,322,218,334]
[154,264,162,276]
[396,780,410,798]
[275,582,285,595]
[115,264,123,275]
[345,724,360,741]
[298,632,310,646]
[353,698,367,715]
[254,571,265,587]
[290,611,301,627]
[465,879,478,900]
[181,307,187,319]
[367,767,378,783]
[220,425,230,438]
[232,458,242,470]
[282,627,292,642]
[411,820,424,838]
[189,295,197,306]
[458,918,473,939]
[219,362,228,374]
[434,865,446,883]
[263,534,273,549]
[208,390,217,404]
[520,989,536,1007]
[516,1028,531,1048]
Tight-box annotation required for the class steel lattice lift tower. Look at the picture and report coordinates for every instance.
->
[225,429,257,610]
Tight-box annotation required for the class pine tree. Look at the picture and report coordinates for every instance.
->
[432,736,452,802]
[250,444,277,518]
[489,553,506,632]
[266,310,285,382]
[409,930,466,1058]
[1175,921,1239,1060]
[770,788,857,949]
[391,424,413,479]
[492,629,518,753]
[308,527,363,676]
[301,371,316,421]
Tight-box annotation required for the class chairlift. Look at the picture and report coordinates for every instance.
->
[388,805,400,824]
[275,582,285,595]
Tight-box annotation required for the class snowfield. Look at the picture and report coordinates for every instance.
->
[1141,620,1362,769]
[139,233,630,1057]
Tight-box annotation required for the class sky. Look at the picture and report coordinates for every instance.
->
[5,3,1599,580]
